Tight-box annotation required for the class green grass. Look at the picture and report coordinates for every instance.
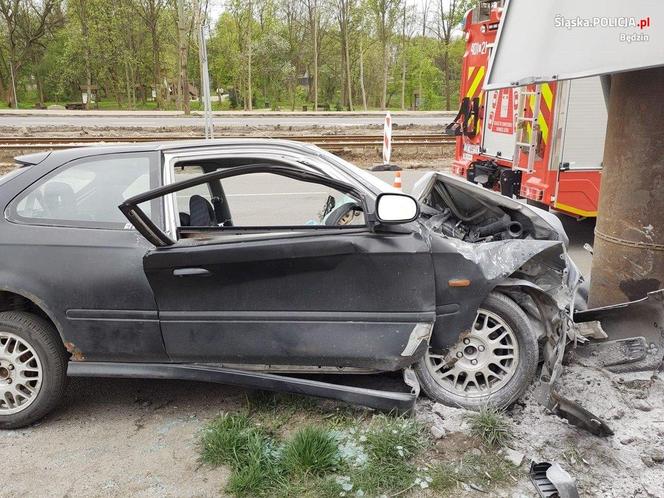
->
[200,411,430,497]
[430,453,518,493]
[201,413,280,496]
[281,426,339,475]
[199,400,522,497]
[464,406,514,448]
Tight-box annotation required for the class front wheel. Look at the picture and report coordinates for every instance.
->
[0,311,67,429]
[415,292,538,410]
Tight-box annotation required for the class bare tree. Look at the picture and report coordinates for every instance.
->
[335,0,354,110]
[433,0,468,110]
[132,0,166,108]
[281,0,305,110]
[399,0,409,109]
[367,0,401,110]
[228,0,254,110]
[421,0,430,36]
[303,0,320,110]
[0,0,62,107]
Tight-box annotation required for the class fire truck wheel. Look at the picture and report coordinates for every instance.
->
[415,292,538,410]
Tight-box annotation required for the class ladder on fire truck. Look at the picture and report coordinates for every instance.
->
[512,85,542,173]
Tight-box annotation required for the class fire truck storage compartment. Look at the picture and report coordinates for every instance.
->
[558,76,607,171]
[481,86,518,161]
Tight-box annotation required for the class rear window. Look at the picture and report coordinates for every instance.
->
[7,153,160,230]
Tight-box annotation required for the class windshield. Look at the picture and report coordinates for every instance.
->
[0,166,31,187]
[316,149,398,195]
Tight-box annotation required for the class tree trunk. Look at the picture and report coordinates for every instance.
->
[400,4,407,110]
[152,25,162,109]
[74,0,92,109]
[85,62,92,110]
[344,31,353,111]
[401,57,406,110]
[124,61,132,108]
[381,43,388,110]
[177,0,190,115]
[313,17,318,111]
[36,73,44,107]
[247,0,253,111]
[444,48,451,111]
[359,37,367,111]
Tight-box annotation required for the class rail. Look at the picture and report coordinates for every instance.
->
[0,134,455,152]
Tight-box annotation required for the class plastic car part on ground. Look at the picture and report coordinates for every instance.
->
[529,461,580,498]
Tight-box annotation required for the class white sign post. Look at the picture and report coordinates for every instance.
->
[382,112,392,165]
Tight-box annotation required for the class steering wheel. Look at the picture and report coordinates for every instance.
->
[324,201,362,226]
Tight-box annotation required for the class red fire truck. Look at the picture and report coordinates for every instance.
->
[447,1,607,218]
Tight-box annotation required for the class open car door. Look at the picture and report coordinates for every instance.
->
[120,161,436,371]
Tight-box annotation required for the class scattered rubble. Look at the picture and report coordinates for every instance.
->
[416,362,664,496]
[502,448,525,467]
[430,424,447,439]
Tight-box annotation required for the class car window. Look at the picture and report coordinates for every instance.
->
[9,153,158,229]
[220,172,365,227]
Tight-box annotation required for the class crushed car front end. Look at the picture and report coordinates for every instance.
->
[409,171,614,431]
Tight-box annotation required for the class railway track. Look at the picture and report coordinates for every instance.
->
[0,133,455,152]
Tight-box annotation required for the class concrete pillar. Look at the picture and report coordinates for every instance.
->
[589,67,664,307]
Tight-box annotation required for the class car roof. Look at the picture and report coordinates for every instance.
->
[16,138,324,166]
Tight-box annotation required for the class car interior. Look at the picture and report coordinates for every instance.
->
[172,160,365,239]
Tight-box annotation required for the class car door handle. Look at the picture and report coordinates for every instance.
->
[173,268,211,277]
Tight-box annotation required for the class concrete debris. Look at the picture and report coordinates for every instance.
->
[619,436,635,445]
[648,448,664,463]
[502,448,525,467]
[633,400,654,412]
[430,425,446,439]
[431,402,472,431]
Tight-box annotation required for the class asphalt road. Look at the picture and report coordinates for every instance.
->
[0,114,453,129]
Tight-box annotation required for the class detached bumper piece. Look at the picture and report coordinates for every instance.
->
[529,461,579,498]
[67,362,417,415]
[573,289,664,373]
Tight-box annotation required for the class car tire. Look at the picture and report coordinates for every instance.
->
[0,311,67,429]
[415,292,538,410]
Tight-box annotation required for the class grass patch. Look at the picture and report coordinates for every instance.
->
[199,402,521,497]
[282,426,339,475]
[336,416,427,495]
[464,406,514,448]
[200,411,430,497]
[201,413,279,495]
[430,452,519,493]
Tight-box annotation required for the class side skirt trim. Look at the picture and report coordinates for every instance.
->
[67,362,416,414]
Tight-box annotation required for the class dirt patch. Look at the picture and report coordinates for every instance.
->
[1,378,242,497]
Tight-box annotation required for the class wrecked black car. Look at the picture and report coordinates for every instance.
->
[0,140,659,430]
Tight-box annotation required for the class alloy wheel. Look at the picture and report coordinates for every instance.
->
[0,331,43,414]
[425,308,519,399]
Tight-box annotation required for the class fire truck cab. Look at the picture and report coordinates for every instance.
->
[448,0,608,218]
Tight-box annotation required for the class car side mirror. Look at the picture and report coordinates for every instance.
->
[375,193,420,224]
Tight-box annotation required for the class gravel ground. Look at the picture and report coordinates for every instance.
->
[1,378,243,497]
